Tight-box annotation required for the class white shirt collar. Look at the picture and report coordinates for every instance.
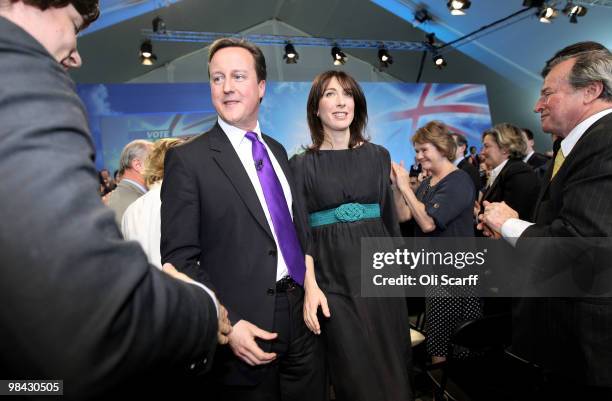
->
[453,157,462,166]
[217,117,262,150]
[488,158,509,187]
[523,150,534,162]
[560,108,612,157]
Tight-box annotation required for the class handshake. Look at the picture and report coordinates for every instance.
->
[162,263,232,345]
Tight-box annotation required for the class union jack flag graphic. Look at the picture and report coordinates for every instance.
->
[366,83,492,164]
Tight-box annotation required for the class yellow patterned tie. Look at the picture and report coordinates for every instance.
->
[551,148,565,180]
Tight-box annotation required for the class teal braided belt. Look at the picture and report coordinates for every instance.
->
[309,203,381,228]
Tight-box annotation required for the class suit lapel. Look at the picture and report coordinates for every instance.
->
[208,124,274,240]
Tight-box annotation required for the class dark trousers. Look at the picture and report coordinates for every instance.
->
[212,287,327,401]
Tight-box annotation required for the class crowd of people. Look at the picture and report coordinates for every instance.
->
[1,0,611,400]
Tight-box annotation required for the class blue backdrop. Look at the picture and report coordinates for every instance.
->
[77,82,491,171]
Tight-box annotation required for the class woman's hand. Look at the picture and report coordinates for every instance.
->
[391,161,411,194]
[473,200,481,219]
[303,255,330,335]
[303,284,330,335]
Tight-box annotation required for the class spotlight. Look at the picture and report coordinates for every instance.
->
[538,5,558,23]
[283,43,299,64]
[331,46,346,66]
[563,2,587,23]
[433,54,447,69]
[140,54,157,66]
[426,33,437,46]
[378,48,393,68]
[140,40,156,65]
[414,8,431,24]
[152,16,166,34]
[447,0,471,16]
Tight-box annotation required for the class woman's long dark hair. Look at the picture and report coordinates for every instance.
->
[306,70,368,150]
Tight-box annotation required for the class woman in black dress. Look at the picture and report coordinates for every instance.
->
[392,121,481,365]
[290,71,413,401]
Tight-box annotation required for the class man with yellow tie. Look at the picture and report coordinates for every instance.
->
[480,41,612,399]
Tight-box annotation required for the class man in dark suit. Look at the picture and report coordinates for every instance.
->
[481,42,612,398]
[160,38,325,401]
[0,0,229,398]
[521,128,550,181]
[451,132,481,197]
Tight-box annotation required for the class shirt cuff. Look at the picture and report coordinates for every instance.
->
[187,281,219,317]
[501,218,534,248]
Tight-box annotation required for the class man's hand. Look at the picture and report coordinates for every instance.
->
[227,320,278,366]
[217,304,232,345]
[162,262,195,284]
[479,201,518,237]
[163,264,229,340]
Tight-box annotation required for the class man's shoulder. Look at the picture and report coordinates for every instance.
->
[112,180,144,200]
[170,126,220,155]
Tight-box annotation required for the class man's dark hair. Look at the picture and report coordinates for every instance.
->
[522,128,534,141]
[451,133,468,156]
[207,37,267,82]
[12,0,100,28]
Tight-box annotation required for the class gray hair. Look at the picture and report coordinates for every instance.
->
[118,139,152,174]
[544,42,612,102]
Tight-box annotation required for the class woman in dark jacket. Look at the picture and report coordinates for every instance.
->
[477,123,540,221]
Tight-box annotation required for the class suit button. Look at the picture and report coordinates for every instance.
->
[267,288,275,295]
[268,249,277,256]
[189,363,196,370]
[203,358,207,365]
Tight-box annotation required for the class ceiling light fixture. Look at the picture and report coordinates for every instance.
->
[331,46,347,66]
[378,47,393,68]
[563,2,587,23]
[414,8,432,23]
[538,5,558,23]
[152,16,166,34]
[433,54,447,69]
[447,0,471,16]
[283,43,299,64]
[139,40,157,65]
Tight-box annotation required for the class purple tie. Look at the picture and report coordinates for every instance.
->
[245,131,305,285]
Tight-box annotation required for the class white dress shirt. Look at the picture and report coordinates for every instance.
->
[487,159,508,189]
[218,117,292,281]
[501,108,612,246]
[523,150,535,163]
[122,180,219,315]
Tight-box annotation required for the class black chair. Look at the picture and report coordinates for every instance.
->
[427,312,531,401]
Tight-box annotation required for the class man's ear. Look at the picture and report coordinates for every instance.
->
[132,158,144,173]
[583,80,604,104]
[258,79,266,103]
